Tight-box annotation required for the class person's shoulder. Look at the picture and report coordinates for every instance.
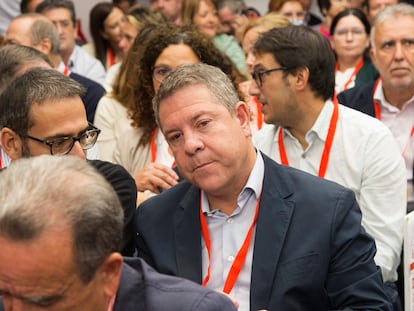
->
[70,72,105,93]
[121,258,237,311]
[88,160,135,187]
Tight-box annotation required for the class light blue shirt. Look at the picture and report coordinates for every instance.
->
[201,150,264,311]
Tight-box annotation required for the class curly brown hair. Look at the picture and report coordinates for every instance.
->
[116,24,245,147]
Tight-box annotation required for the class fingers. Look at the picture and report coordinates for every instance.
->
[134,163,179,192]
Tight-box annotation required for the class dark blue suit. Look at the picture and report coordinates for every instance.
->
[135,154,392,310]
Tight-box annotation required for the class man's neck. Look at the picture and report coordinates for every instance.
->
[48,53,62,69]
[205,146,257,216]
[382,82,414,110]
[288,96,326,150]
[61,47,74,66]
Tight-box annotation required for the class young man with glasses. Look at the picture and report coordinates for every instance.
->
[0,66,137,256]
[249,25,405,310]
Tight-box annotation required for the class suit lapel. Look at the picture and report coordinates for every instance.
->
[250,156,295,310]
[174,186,203,283]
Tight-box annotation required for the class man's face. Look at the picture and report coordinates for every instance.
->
[149,0,182,23]
[23,96,89,159]
[370,17,414,92]
[0,226,110,310]
[159,85,254,197]
[218,6,236,35]
[249,52,301,127]
[367,0,397,23]
[42,8,77,56]
[5,18,33,46]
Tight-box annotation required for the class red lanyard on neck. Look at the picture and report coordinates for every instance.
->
[107,48,115,67]
[0,152,2,169]
[335,58,364,92]
[278,100,339,178]
[199,193,261,294]
[373,78,382,119]
[150,128,176,167]
[62,64,69,76]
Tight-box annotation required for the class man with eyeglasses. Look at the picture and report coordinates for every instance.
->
[0,65,137,257]
[249,25,406,310]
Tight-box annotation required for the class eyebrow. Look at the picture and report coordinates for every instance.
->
[41,124,91,141]
[0,289,63,306]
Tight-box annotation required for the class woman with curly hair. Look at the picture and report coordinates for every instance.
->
[94,24,245,201]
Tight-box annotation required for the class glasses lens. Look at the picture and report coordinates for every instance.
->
[51,137,74,155]
[252,71,261,87]
[153,66,172,83]
[79,129,99,150]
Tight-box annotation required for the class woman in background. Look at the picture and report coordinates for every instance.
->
[181,0,248,75]
[84,2,127,70]
[330,8,378,95]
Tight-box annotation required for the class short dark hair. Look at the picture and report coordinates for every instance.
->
[254,25,335,101]
[0,44,53,95]
[36,0,77,27]
[0,67,84,134]
[330,8,370,36]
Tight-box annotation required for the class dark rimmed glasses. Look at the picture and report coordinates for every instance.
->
[20,123,101,155]
[252,67,288,87]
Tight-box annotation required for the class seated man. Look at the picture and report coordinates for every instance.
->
[135,63,392,310]
[0,66,136,256]
[0,155,237,311]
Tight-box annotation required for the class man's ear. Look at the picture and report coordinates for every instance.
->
[0,128,24,160]
[235,101,252,137]
[96,253,123,299]
[35,38,52,55]
[291,67,310,91]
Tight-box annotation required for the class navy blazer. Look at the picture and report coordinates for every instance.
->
[135,153,391,310]
[336,81,376,117]
[114,258,237,311]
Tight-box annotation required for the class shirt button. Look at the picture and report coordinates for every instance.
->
[227,218,233,223]
[301,153,306,158]
[228,255,235,262]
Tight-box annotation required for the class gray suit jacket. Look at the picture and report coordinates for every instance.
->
[135,153,392,310]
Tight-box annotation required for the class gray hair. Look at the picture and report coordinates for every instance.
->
[0,67,84,136]
[215,0,246,13]
[370,3,414,51]
[29,14,61,55]
[0,155,124,283]
[0,44,53,94]
[152,63,240,127]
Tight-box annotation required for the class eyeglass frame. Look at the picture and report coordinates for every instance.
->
[252,67,288,88]
[19,123,101,155]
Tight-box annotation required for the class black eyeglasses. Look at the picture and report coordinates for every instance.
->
[252,67,288,87]
[21,123,101,155]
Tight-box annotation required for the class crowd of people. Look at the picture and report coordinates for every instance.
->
[0,0,413,310]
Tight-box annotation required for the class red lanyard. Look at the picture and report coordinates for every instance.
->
[150,128,176,167]
[0,152,2,169]
[335,58,364,92]
[200,193,261,294]
[372,78,382,119]
[372,78,414,154]
[62,64,69,76]
[107,48,115,67]
[278,101,339,178]
[253,96,263,130]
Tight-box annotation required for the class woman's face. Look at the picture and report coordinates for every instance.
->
[101,7,127,46]
[152,43,200,91]
[242,26,264,72]
[331,14,369,61]
[279,1,306,25]
[193,0,219,38]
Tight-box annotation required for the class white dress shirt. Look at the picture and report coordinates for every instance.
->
[374,80,414,205]
[68,45,106,85]
[201,151,264,311]
[253,102,406,283]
